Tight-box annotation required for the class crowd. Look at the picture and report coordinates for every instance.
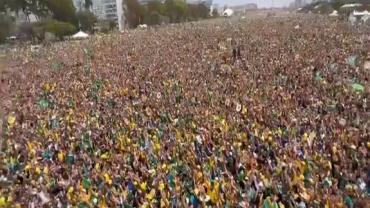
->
[0,14,369,207]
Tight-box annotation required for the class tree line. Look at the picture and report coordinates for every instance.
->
[0,0,98,42]
[0,0,216,43]
[123,0,215,28]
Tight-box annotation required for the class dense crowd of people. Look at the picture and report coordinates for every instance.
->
[0,14,369,207]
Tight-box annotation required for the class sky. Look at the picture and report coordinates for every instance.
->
[212,0,294,8]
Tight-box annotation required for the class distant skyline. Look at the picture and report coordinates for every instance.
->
[212,0,295,8]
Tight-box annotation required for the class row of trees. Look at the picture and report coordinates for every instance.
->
[0,0,97,42]
[0,0,216,42]
[0,0,95,19]
[0,0,86,23]
[124,0,215,28]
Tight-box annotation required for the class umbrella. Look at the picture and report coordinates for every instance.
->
[329,10,339,17]
[223,9,234,17]
[352,83,365,92]
[340,4,362,9]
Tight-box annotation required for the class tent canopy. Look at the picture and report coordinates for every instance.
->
[138,24,148,28]
[341,3,362,9]
[223,9,234,17]
[353,10,370,16]
[329,10,339,17]
[72,31,89,39]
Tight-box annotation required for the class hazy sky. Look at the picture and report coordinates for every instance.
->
[213,0,294,8]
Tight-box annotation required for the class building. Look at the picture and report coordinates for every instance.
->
[92,0,125,31]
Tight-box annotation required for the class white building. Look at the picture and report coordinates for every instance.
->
[92,0,125,31]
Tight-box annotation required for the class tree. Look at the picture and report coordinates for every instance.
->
[124,0,211,27]
[196,3,209,19]
[123,0,144,28]
[85,0,93,10]
[147,0,162,13]
[0,0,7,12]
[17,22,34,40]
[27,0,49,20]
[0,14,14,43]
[163,0,188,23]
[45,0,77,24]
[32,21,46,42]
[76,11,97,32]
[97,19,117,33]
[212,8,219,17]
[144,11,161,25]
[173,0,188,22]
[44,19,76,40]
[1,0,49,20]
[164,0,175,22]
[330,0,346,10]
[3,0,27,15]
[187,3,209,20]
[108,19,117,30]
